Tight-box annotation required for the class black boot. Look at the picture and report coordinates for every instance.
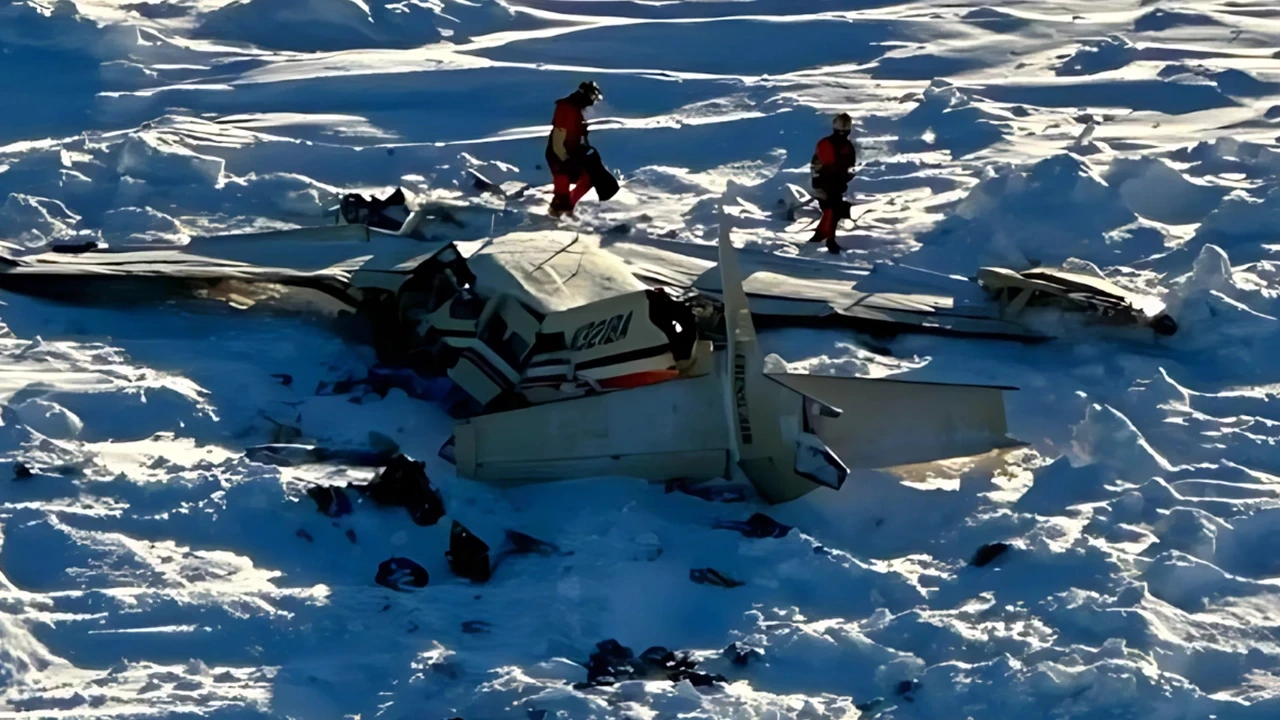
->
[826,237,840,254]
[548,193,573,218]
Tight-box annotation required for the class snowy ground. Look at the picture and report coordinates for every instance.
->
[3,0,1280,717]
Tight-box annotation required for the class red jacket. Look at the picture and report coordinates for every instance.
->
[548,98,588,157]
[810,133,856,188]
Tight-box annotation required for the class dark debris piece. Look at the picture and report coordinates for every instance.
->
[712,512,793,539]
[499,530,572,559]
[462,620,492,635]
[306,485,353,518]
[13,463,33,481]
[581,639,728,689]
[722,642,764,667]
[447,520,492,583]
[447,522,570,584]
[970,542,1011,568]
[689,568,744,588]
[375,557,429,591]
[350,454,445,527]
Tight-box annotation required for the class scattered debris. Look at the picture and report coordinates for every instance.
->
[578,639,727,689]
[375,557,429,591]
[722,642,764,666]
[350,454,445,527]
[971,542,1011,568]
[496,529,572,562]
[689,568,744,588]
[447,521,492,583]
[712,512,793,538]
[305,485,353,518]
[446,521,570,583]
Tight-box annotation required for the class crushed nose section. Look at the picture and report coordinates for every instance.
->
[976,264,1177,336]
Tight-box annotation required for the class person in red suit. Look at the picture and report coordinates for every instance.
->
[546,81,603,218]
[809,112,856,253]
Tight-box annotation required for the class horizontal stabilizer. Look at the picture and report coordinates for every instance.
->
[765,371,1021,469]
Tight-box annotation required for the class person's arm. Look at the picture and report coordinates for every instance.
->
[810,140,834,182]
[551,127,569,161]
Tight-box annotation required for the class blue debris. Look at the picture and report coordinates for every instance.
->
[375,557,429,591]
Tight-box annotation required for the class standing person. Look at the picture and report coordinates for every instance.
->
[809,112,856,254]
[546,81,604,218]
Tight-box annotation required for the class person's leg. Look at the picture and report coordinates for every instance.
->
[811,195,836,242]
[811,193,841,253]
[569,169,594,207]
[547,149,573,216]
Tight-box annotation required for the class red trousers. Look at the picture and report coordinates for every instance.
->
[816,207,838,240]
[554,169,593,208]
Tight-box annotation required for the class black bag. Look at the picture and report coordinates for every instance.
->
[582,148,620,202]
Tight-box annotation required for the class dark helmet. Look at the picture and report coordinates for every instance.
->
[833,112,853,134]
[577,80,603,104]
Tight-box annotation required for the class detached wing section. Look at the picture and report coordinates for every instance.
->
[606,238,1047,342]
[0,224,456,307]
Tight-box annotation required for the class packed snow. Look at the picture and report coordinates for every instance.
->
[3,0,1280,718]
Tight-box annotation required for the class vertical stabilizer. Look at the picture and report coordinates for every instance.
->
[717,216,755,466]
[716,210,849,504]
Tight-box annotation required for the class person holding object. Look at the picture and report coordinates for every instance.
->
[546,81,604,218]
[808,112,856,254]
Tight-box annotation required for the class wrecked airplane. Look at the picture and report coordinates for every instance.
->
[438,215,1022,503]
[0,195,1027,504]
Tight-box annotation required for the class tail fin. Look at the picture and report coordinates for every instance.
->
[716,209,849,503]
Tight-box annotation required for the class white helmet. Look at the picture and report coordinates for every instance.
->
[833,112,853,133]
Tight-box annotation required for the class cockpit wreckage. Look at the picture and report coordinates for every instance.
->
[0,191,1177,504]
